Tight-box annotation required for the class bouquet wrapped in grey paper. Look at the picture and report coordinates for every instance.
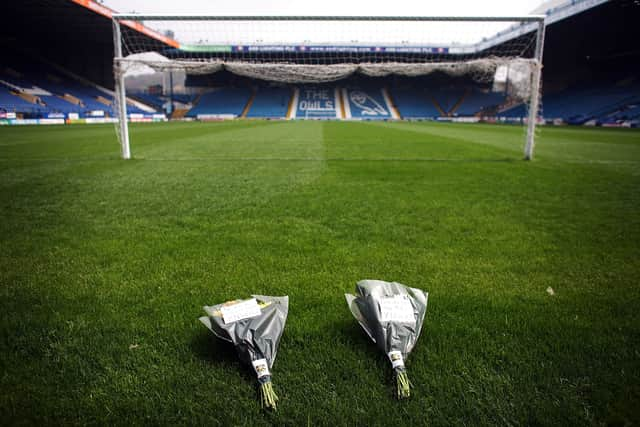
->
[345,280,428,398]
[199,295,289,409]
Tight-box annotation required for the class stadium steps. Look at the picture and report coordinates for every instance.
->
[15,91,40,104]
[389,88,441,119]
[185,88,252,118]
[62,93,82,105]
[171,108,189,119]
[0,88,43,113]
[49,95,79,107]
[96,96,111,106]
[241,90,256,118]
[245,87,291,118]
[338,88,346,119]
[449,89,470,115]
[430,96,446,116]
[192,93,203,108]
[131,93,164,110]
[340,88,351,119]
[186,93,204,114]
[34,54,154,114]
[286,88,297,119]
[1,50,158,117]
[382,87,401,119]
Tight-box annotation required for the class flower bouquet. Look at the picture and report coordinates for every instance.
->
[200,295,289,410]
[345,280,428,399]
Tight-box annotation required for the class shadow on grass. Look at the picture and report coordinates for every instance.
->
[340,319,376,348]
[337,318,390,369]
[190,331,236,364]
[335,319,405,399]
[190,331,258,384]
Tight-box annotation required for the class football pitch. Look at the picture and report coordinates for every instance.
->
[1,120,639,425]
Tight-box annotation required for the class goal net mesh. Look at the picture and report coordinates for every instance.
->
[113,17,543,156]
[115,18,540,96]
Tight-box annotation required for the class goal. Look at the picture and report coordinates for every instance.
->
[112,15,545,159]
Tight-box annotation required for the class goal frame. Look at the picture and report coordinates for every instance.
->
[112,15,546,160]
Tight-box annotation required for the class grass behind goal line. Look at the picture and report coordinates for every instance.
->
[0,121,639,426]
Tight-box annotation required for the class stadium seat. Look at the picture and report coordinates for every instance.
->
[185,87,252,118]
[454,89,505,116]
[246,87,291,118]
[0,87,46,114]
[391,88,441,119]
[502,80,640,123]
[345,87,392,120]
[295,86,338,119]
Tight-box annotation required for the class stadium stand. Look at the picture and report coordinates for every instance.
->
[390,88,440,119]
[1,54,155,118]
[171,94,198,104]
[185,87,252,118]
[294,86,338,119]
[2,0,639,128]
[454,89,506,117]
[246,87,291,119]
[500,78,640,125]
[599,103,640,126]
[131,92,199,116]
[542,83,637,124]
[0,87,46,115]
[132,93,165,111]
[431,86,467,116]
[499,103,527,120]
[344,87,392,120]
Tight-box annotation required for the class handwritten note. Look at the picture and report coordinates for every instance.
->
[378,296,415,323]
[220,298,262,324]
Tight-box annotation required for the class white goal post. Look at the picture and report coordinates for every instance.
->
[112,15,545,160]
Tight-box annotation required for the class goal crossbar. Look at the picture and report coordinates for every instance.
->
[113,15,546,22]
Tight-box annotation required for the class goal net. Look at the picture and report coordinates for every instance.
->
[112,16,545,159]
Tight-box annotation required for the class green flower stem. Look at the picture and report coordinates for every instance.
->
[395,368,412,399]
[258,379,278,410]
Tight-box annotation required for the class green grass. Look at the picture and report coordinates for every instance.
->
[1,120,639,426]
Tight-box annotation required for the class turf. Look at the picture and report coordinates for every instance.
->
[1,120,639,426]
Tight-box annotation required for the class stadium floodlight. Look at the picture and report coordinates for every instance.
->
[112,15,545,160]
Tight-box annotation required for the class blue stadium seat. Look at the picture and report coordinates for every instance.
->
[391,88,440,118]
[500,103,527,119]
[186,87,252,118]
[0,66,123,117]
[171,93,198,104]
[345,87,391,119]
[503,81,640,123]
[431,87,466,114]
[246,87,291,118]
[294,86,338,119]
[501,82,640,123]
[0,87,46,114]
[132,93,165,110]
[455,89,505,116]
